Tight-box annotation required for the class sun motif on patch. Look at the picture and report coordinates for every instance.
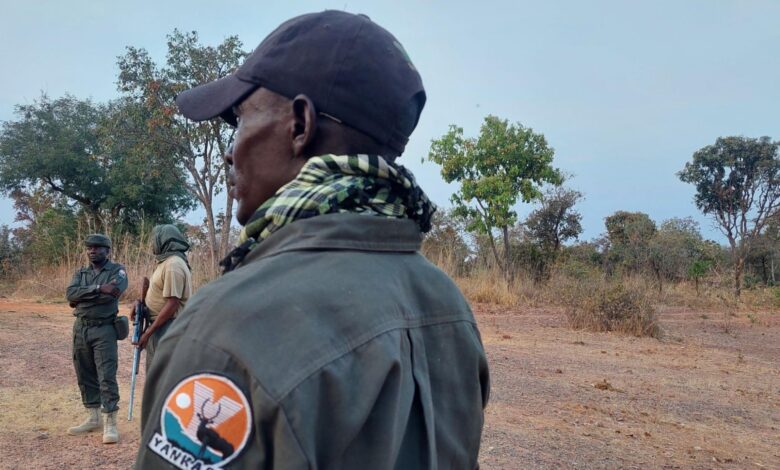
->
[148,373,252,469]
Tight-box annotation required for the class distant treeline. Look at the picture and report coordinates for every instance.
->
[0,30,248,273]
[1,30,778,306]
[423,208,780,294]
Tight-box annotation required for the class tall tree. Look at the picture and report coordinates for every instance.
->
[525,186,583,255]
[428,115,561,281]
[743,216,780,286]
[0,95,106,216]
[0,94,193,231]
[646,217,708,292]
[9,187,79,265]
[678,136,780,297]
[117,30,247,266]
[521,186,583,281]
[421,209,472,276]
[99,97,196,227]
[0,224,21,276]
[604,211,656,275]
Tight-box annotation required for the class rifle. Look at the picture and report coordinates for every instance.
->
[128,276,150,421]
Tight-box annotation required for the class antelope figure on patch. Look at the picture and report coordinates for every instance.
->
[196,398,235,460]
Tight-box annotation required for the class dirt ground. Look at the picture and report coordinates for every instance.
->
[0,298,778,469]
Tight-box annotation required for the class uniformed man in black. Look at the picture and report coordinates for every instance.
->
[67,234,128,444]
[137,11,489,469]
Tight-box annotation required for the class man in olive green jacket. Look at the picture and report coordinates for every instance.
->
[136,11,489,469]
[66,234,128,444]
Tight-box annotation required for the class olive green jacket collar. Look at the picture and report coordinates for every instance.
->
[241,213,422,267]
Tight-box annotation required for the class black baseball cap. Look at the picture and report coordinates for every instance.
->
[176,10,426,155]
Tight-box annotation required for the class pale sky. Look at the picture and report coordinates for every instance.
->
[1,0,778,243]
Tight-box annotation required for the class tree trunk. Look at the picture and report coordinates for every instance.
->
[734,257,744,299]
[761,256,769,285]
[203,200,218,274]
[218,191,234,258]
[485,228,504,276]
[694,277,700,296]
[502,225,514,284]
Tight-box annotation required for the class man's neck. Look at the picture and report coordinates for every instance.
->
[91,259,109,271]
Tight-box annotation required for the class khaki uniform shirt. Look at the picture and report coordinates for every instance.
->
[146,256,192,322]
[66,260,128,320]
[136,213,490,469]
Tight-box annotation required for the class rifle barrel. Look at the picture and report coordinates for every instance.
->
[128,279,149,421]
[128,348,140,421]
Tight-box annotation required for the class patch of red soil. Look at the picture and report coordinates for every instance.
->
[1,299,778,468]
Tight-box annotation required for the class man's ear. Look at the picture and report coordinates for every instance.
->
[291,94,317,158]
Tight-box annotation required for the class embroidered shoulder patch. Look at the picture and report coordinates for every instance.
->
[148,373,252,469]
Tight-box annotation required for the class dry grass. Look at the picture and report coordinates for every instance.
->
[439,259,779,313]
[13,233,780,324]
[12,229,220,302]
[0,385,79,430]
[436,261,779,339]
[454,270,523,306]
[562,280,662,338]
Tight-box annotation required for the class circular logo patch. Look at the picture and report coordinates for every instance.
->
[153,373,252,468]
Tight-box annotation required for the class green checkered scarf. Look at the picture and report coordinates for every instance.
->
[220,154,435,273]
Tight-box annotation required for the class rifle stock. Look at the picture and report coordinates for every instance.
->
[128,276,150,421]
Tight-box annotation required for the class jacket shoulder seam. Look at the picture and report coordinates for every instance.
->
[276,316,477,399]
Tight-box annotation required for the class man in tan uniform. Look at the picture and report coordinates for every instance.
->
[132,224,192,370]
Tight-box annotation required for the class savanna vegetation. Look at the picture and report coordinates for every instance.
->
[1,34,779,341]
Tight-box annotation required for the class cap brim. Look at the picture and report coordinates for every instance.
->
[175,75,258,126]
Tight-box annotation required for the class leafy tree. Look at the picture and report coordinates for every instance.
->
[525,186,583,255]
[0,95,106,215]
[10,187,63,244]
[428,115,561,281]
[0,94,194,230]
[763,216,780,285]
[0,225,21,277]
[507,229,548,282]
[678,136,780,297]
[23,206,79,265]
[647,217,706,292]
[744,218,780,286]
[421,209,472,276]
[117,29,248,265]
[99,97,196,227]
[688,259,712,295]
[560,241,604,280]
[9,186,87,265]
[604,211,656,274]
[516,186,583,281]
